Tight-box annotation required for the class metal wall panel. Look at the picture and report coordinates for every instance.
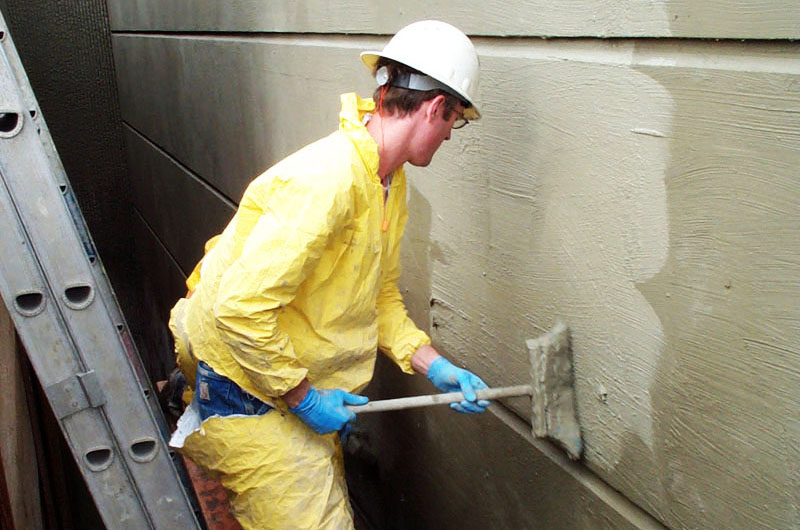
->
[110,31,800,529]
[106,0,800,39]
[112,34,376,202]
[125,126,235,275]
[131,213,190,378]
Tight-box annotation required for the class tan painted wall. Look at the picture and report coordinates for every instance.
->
[107,0,800,38]
[107,3,800,529]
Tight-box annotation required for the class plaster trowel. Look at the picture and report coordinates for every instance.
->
[347,321,583,460]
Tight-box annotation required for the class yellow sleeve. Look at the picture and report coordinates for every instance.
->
[213,174,350,397]
[376,173,431,373]
[185,234,222,293]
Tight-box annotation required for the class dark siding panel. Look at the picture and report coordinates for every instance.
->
[125,126,235,275]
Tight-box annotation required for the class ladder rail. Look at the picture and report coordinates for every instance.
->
[0,159,161,529]
[0,13,201,529]
[0,9,164,433]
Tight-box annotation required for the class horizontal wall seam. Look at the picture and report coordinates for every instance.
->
[133,207,189,279]
[123,121,239,209]
[111,30,800,44]
[489,404,669,530]
[112,33,800,74]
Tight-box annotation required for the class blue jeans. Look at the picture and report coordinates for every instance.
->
[195,361,272,420]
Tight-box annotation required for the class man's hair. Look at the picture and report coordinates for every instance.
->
[372,58,463,120]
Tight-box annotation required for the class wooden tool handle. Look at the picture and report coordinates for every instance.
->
[346,385,532,414]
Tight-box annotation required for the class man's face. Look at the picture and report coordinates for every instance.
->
[408,99,464,167]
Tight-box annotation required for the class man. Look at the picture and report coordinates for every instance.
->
[169,20,488,530]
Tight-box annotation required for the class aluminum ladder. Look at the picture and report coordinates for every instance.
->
[0,12,201,529]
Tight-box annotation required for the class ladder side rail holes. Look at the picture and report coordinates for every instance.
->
[0,15,200,529]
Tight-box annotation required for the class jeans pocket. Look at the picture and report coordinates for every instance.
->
[196,361,271,420]
[253,400,273,416]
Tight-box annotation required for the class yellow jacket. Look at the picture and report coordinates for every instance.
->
[174,93,430,407]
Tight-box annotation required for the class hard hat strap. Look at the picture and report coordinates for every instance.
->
[389,71,469,108]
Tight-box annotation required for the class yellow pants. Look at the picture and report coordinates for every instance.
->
[171,403,354,530]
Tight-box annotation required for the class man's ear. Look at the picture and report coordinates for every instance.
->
[424,95,448,123]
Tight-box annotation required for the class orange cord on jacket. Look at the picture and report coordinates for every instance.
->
[377,85,390,232]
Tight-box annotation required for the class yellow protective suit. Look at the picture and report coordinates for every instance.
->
[169,93,431,530]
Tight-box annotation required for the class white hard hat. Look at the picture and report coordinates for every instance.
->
[361,20,481,120]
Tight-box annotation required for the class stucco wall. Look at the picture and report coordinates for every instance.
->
[106,3,800,529]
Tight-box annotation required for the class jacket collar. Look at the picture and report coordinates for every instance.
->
[339,93,381,183]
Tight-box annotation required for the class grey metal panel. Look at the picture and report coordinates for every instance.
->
[112,34,375,201]
[131,212,188,379]
[109,30,800,530]
[106,0,800,39]
[125,125,235,275]
[133,212,187,312]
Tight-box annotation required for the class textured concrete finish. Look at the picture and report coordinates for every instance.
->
[106,0,800,39]
[408,39,800,529]
[347,357,665,530]
[110,30,800,529]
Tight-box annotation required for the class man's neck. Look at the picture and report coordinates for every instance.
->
[366,111,413,179]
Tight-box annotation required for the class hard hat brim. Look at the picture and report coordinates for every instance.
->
[360,52,382,71]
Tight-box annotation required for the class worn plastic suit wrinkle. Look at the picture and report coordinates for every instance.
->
[177,94,430,400]
[169,93,431,529]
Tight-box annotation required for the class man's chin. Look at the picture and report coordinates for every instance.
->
[408,157,433,168]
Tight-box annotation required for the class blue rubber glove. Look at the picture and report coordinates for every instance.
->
[288,386,369,435]
[426,357,491,414]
